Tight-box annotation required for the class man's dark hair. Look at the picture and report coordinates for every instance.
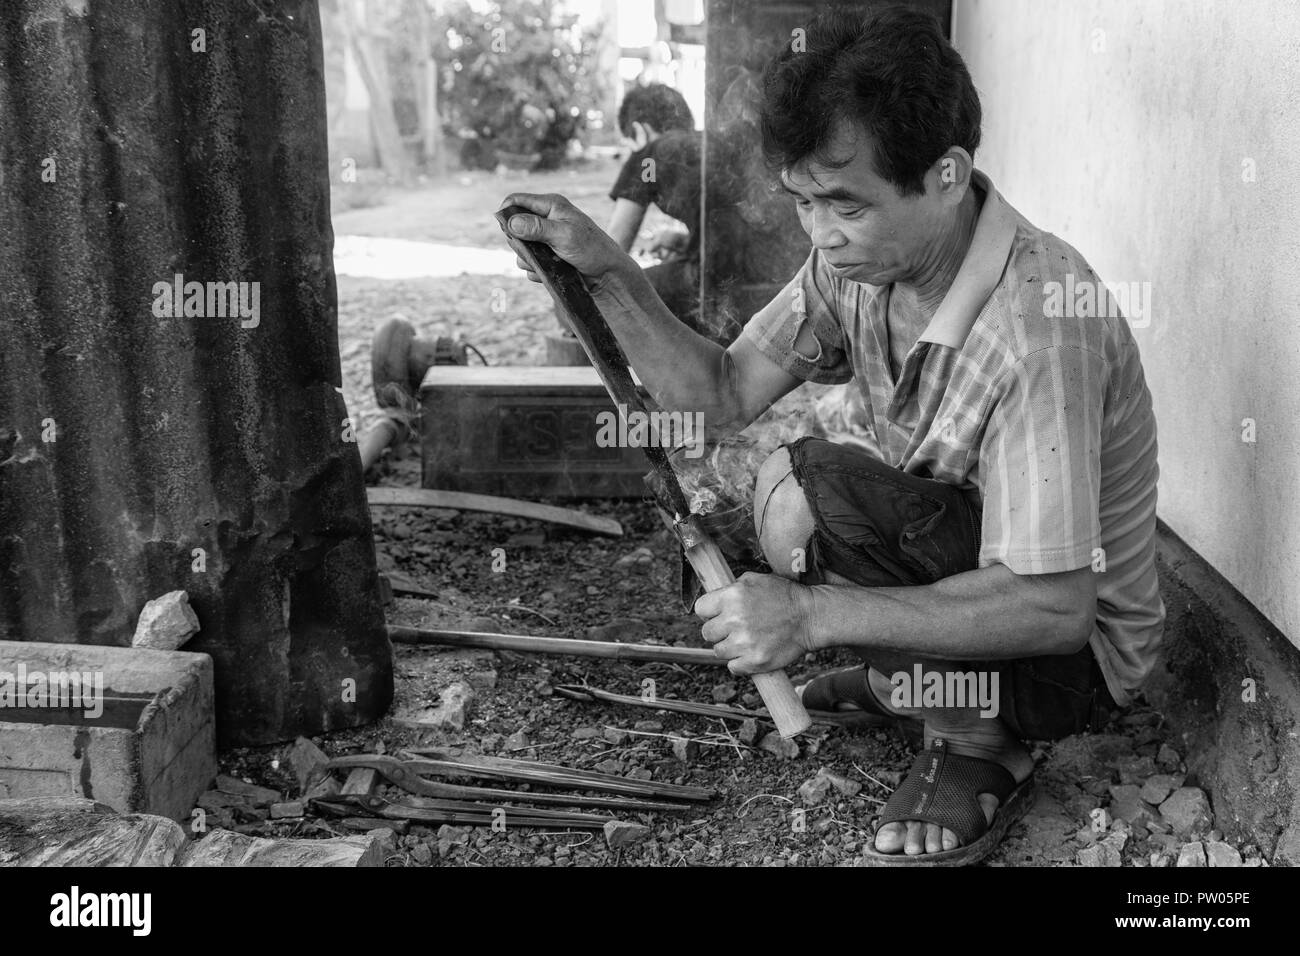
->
[759,6,981,196]
[618,83,694,137]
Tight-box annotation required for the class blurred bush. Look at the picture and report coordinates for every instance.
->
[387,0,607,171]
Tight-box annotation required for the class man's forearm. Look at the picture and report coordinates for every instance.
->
[802,563,1095,661]
[586,261,749,434]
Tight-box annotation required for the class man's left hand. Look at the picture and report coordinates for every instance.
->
[694,572,815,675]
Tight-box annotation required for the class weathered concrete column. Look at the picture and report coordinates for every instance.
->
[0,0,393,745]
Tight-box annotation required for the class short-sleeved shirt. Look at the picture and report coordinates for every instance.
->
[609,130,702,257]
[739,170,1164,706]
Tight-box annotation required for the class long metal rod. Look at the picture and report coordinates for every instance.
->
[387,625,723,666]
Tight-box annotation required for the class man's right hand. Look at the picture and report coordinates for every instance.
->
[498,192,634,291]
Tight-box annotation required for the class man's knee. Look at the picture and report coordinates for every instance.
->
[753,446,814,578]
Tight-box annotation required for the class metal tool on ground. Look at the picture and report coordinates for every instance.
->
[553,683,773,723]
[367,487,623,537]
[402,749,715,802]
[313,793,612,830]
[325,755,693,813]
[388,624,721,665]
[496,204,811,738]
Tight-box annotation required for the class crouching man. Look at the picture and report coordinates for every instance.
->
[500,6,1164,865]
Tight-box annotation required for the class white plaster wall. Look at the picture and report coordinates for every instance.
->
[953,0,1300,645]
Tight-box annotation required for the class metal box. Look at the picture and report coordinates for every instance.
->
[421,365,650,499]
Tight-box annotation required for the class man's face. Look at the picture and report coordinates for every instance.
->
[781,122,949,286]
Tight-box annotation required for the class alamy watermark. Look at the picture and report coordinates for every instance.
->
[594,405,705,459]
[151,272,260,328]
[1042,273,1152,328]
[890,663,999,718]
[50,886,151,936]
[0,664,104,719]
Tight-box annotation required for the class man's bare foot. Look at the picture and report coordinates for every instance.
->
[873,720,1034,856]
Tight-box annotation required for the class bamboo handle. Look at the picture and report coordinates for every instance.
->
[681,533,812,739]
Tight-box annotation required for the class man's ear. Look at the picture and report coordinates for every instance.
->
[930,147,973,205]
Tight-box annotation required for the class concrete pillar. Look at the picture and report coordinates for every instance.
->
[0,0,393,746]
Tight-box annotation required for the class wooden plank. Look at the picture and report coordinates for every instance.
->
[366,487,623,537]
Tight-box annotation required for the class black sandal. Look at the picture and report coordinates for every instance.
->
[861,738,1036,867]
[798,667,923,742]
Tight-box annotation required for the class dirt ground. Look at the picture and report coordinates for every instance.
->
[213,162,1250,868]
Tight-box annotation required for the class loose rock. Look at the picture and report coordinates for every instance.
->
[1156,743,1182,771]
[214,775,281,807]
[798,773,833,806]
[410,843,434,865]
[604,820,651,849]
[758,732,799,760]
[711,682,738,703]
[671,736,699,762]
[738,718,760,746]
[1139,773,1183,806]
[269,801,305,820]
[1077,841,1122,867]
[1108,784,1158,830]
[1158,787,1212,839]
[409,681,475,731]
[287,736,331,795]
[613,547,654,570]
[1176,841,1207,867]
[1114,754,1158,786]
[132,590,201,650]
[1206,841,1242,867]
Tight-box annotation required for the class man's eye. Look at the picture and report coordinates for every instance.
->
[837,205,867,218]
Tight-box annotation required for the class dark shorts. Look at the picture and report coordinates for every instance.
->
[688,436,1116,741]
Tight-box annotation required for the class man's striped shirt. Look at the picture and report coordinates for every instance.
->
[739,170,1164,705]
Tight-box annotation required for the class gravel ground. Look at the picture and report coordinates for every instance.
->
[209,165,1261,868]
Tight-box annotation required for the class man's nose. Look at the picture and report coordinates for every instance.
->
[807,207,845,250]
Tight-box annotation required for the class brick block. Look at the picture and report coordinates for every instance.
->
[0,641,216,822]
[421,365,651,498]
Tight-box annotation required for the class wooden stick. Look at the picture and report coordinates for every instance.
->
[387,625,721,665]
[366,486,623,537]
[662,512,813,738]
